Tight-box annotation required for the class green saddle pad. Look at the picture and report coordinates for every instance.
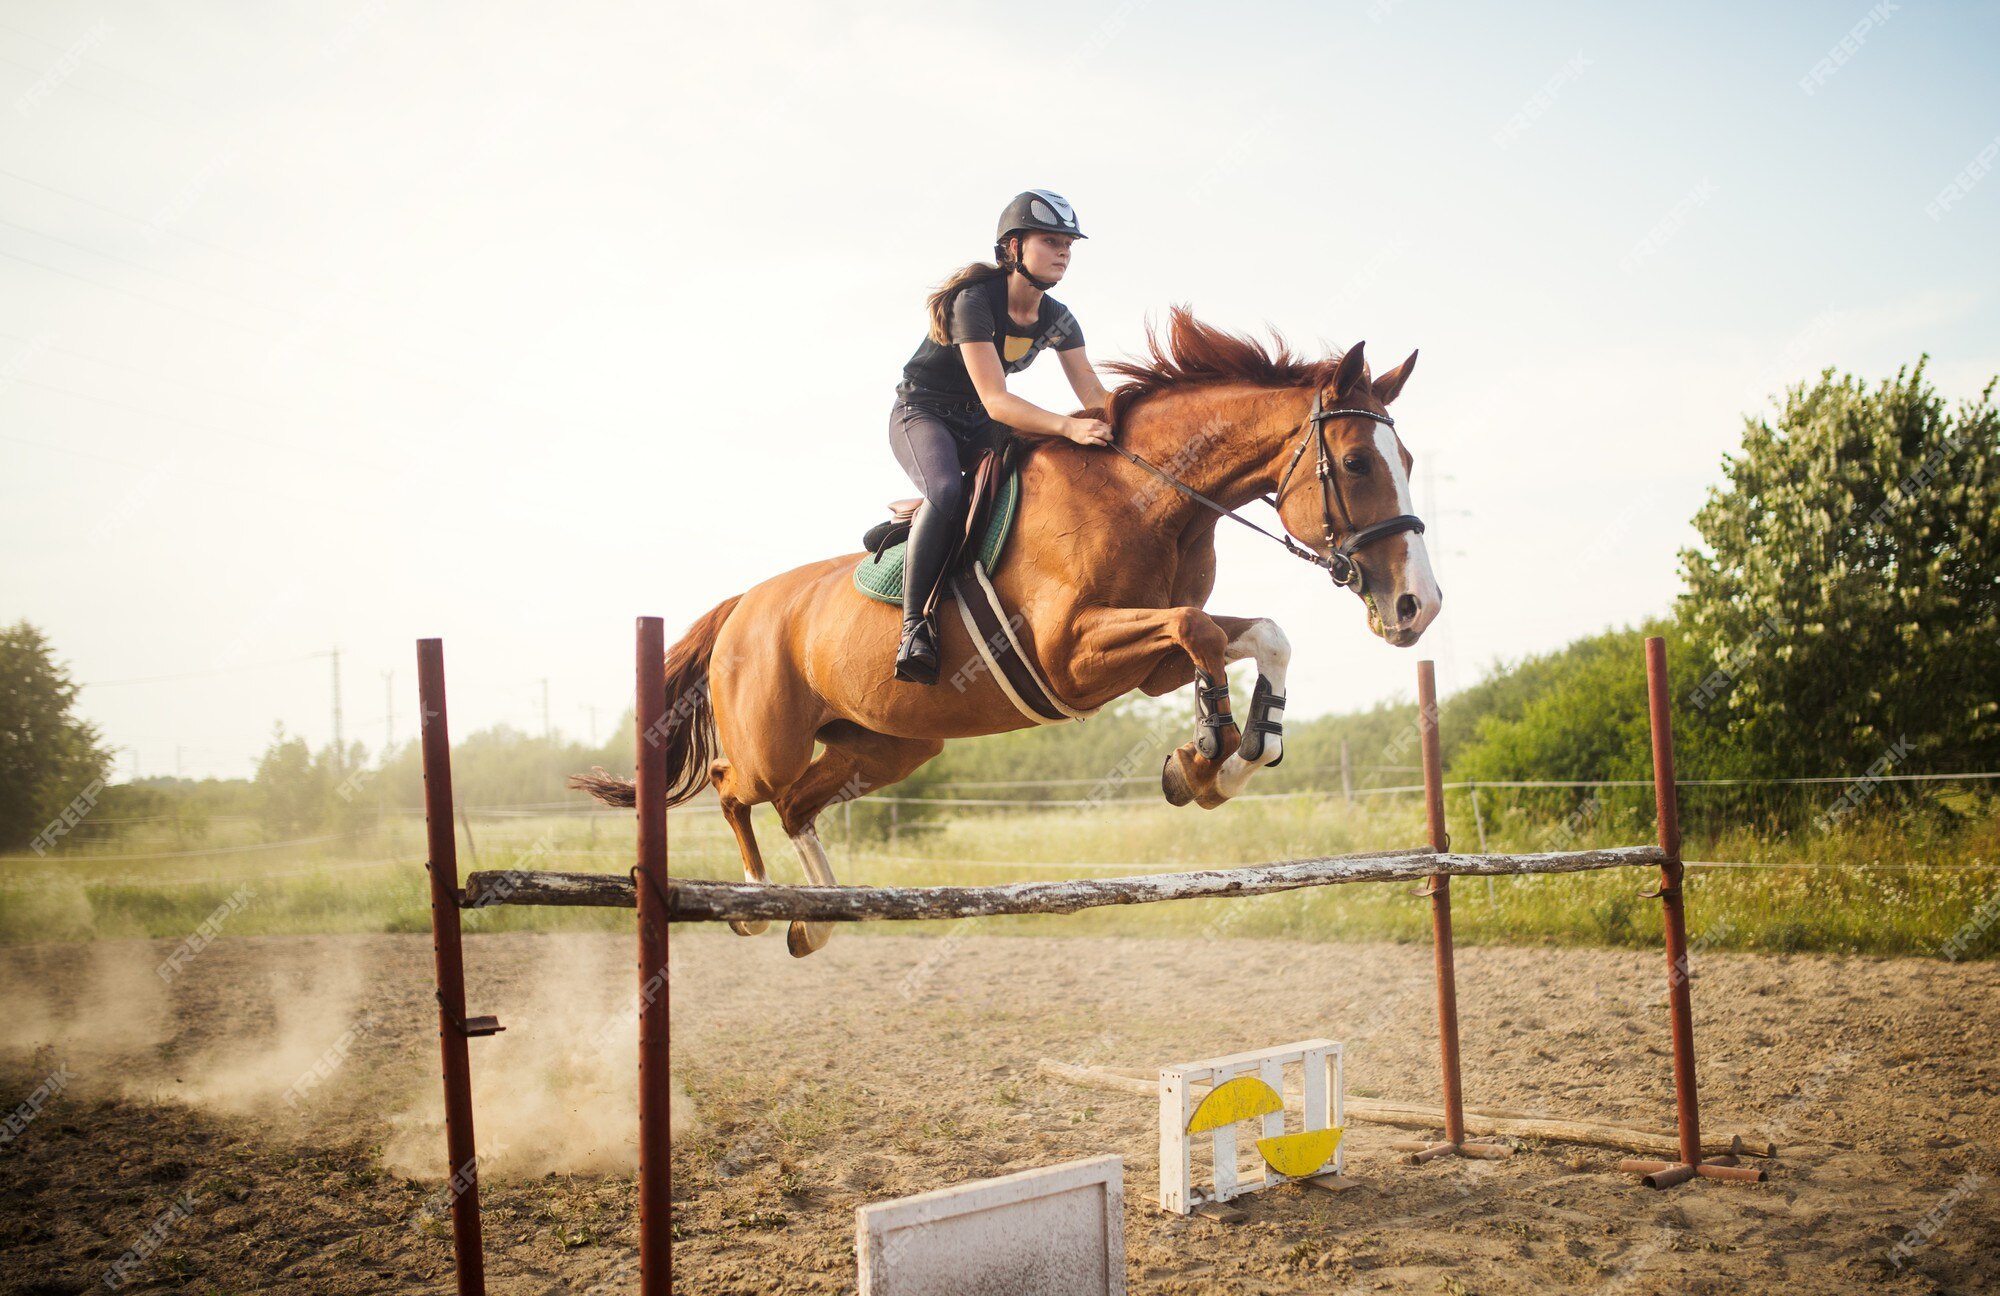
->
[854,469,1021,605]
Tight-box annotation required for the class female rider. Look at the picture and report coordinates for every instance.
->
[888,189,1114,684]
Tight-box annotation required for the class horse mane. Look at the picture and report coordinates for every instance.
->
[1100,304,1343,427]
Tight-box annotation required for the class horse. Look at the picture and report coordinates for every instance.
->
[573,306,1441,956]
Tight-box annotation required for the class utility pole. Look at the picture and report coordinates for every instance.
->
[330,647,345,775]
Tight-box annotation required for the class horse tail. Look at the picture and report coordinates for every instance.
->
[568,594,742,810]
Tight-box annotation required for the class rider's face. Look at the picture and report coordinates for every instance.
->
[1018,232,1075,281]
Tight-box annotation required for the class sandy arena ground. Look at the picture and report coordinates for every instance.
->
[1,929,1996,1294]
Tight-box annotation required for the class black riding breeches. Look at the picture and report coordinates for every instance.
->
[886,398,995,622]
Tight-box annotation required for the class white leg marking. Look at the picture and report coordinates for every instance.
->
[1216,620,1292,798]
[789,826,837,955]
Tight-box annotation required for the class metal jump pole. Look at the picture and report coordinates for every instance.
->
[635,617,675,1294]
[1396,660,1512,1164]
[1620,636,1767,1186]
[419,639,503,1294]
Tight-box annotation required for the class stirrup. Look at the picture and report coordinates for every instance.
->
[895,616,940,685]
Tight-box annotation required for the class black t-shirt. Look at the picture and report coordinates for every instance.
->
[896,276,1084,406]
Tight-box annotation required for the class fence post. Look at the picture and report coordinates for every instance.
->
[417,639,487,1296]
[1620,635,1765,1187]
[636,617,674,1293]
[1393,663,1511,1164]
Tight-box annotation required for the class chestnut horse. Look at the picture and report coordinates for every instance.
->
[574,307,1440,956]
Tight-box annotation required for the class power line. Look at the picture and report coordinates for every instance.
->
[84,651,328,688]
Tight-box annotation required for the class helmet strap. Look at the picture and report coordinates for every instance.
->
[1005,235,1058,291]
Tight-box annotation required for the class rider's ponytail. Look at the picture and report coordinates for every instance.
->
[925,259,1011,344]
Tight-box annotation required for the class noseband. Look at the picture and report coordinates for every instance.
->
[1268,390,1427,590]
[1107,388,1427,594]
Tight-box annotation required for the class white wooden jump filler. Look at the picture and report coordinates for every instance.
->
[1160,1039,1345,1216]
[416,624,1771,1296]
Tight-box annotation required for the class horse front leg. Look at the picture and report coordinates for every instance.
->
[1210,615,1291,801]
[1062,605,1241,810]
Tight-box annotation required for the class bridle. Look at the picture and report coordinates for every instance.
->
[1107,387,1427,592]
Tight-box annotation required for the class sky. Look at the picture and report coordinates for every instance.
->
[3,1,1997,782]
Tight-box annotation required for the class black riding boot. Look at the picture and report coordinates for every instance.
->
[894,498,957,685]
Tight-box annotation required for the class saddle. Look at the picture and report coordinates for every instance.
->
[859,438,1022,617]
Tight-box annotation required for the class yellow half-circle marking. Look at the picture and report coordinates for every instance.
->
[1256,1127,1343,1178]
[1187,1076,1284,1133]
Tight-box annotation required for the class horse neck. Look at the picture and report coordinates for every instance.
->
[1121,385,1306,520]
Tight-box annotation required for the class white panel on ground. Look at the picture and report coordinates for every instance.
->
[856,1155,1125,1296]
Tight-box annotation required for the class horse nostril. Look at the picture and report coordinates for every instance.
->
[1396,593,1420,623]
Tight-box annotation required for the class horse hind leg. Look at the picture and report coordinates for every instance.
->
[776,723,944,958]
[712,759,771,937]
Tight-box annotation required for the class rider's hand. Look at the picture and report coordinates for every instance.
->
[1064,416,1113,447]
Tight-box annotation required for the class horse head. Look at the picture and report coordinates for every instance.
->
[1269,341,1441,647]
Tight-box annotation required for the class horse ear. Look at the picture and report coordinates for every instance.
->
[1332,342,1369,399]
[1372,349,1418,405]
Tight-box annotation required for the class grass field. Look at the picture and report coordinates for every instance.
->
[4,787,1995,959]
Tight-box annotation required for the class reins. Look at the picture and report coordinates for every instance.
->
[1105,388,1426,591]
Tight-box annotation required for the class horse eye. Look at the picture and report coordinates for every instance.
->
[1342,456,1369,475]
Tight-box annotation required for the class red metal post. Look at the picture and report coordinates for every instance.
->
[1645,635,1701,1172]
[1619,636,1766,1186]
[635,617,674,1295]
[1418,661,1465,1146]
[417,639,487,1295]
[1394,661,1512,1164]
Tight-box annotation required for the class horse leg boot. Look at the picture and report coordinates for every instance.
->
[1211,616,1292,800]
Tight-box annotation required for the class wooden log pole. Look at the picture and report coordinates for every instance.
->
[460,845,1668,920]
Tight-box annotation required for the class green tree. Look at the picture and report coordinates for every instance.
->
[1678,362,1998,774]
[253,724,331,837]
[0,621,115,852]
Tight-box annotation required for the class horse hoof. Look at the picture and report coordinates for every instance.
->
[1161,751,1195,807]
[730,919,769,937]
[787,920,829,958]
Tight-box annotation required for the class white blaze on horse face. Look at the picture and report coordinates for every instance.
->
[1371,425,1441,644]
[1215,619,1291,800]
